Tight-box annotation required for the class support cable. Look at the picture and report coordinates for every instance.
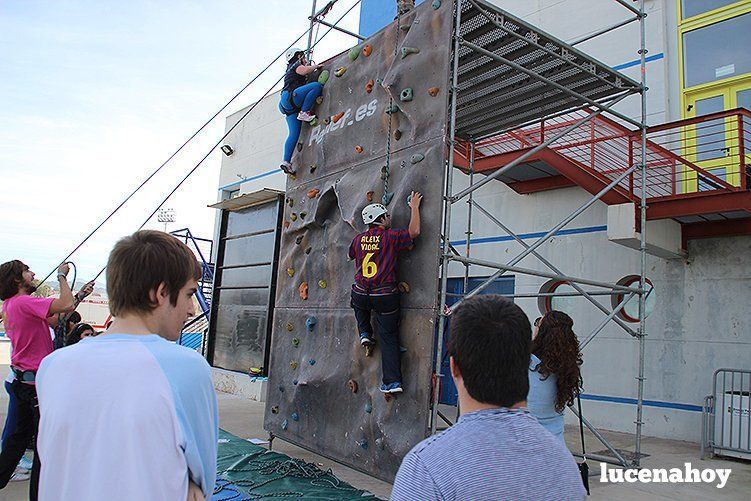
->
[43,0,359,285]
[88,0,362,281]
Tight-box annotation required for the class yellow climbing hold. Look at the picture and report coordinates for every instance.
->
[334,67,347,77]
[287,268,295,277]
[318,280,327,289]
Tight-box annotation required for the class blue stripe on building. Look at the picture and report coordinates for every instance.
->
[581,393,703,412]
[450,225,607,247]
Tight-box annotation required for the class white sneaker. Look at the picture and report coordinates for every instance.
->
[280,161,296,175]
[18,455,33,471]
[10,470,30,482]
[297,111,316,123]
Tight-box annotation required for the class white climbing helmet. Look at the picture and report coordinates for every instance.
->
[285,47,305,63]
[362,203,388,225]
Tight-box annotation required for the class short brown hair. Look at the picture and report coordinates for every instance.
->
[106,230,202,316]
[0,260,26,300]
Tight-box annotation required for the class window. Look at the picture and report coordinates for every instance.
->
[682,12,751,88]
[681,0,737,19]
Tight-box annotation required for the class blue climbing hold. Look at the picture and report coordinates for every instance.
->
[432,0,441,9]
[365,403,373,414]
[282,419,289,430]
[292,412,300,421]
[308,359,316,366]
[357,440,368,450]
[293,379,299,385]
[278,385,284,392]
[306,316,317,331]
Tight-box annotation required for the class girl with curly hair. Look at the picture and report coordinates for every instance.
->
[528,311,583,442]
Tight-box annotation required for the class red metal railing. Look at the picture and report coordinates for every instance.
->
[465,108,751,203]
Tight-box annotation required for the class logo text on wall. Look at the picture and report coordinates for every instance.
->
[308,99,378,145]
[600,462,731,489]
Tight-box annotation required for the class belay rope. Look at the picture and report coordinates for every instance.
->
[381,8,403,206]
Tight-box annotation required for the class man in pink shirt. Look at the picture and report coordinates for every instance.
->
[0,260,75,500]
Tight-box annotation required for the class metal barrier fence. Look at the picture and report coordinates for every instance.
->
[702,368,751,460]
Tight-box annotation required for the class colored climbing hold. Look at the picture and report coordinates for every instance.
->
[348,46,361,61]
[410,153,425,164]
[357,440,368,450]
[400,47,420,59]
[299,211,307,220]
[308,359,316,366]
[382,192,394,205]
[332,111,345,123]
[282,419,288,430]
[432,0,441,9]
[323,117,331,125]
[310,117,318,127]
[289,173,296,180]
[292,338,300,347]
[271,405,279,414]
[400,88,413,102]
[365,403,373,413]
[366,191,374,202]
[290,213,298,221]
[385,105,399,115]
[306,316,317,331]
[299,282,308,300]
[307,188,320,198]
[362,44,372,57]
[290,361,298,370]
[318,69,329,85]
[375,437,385,450]
[293,379,298,385]
[398,282,410,293]
[394,129,402,141]
[286,322,294,331]
[334,67,347,77]
[365,79,374,94]
[347,379,358,393]
[287,267,295,277]
[295,235,303,245]
[292,412,299,422]
[375,78,382,85]
[316,95,324,105]
[309,164,318,173]
[250,367,262,376]
[305,247,312,255]
[283,221,290,229]
[428,87,440,97]
[355,145,363,153]
[278,385,285,392]
[318,280,327,289]
[400,160,407,169]
[297,142,303,152]
[286,197,294,207]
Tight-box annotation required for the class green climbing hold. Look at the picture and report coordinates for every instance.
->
[318,69,329,85]
[382,192,394,206]
[400,88,413,102]
[410,153,425,164]
[400,47,420,59]
[432,0,441,9]
[348,46,361,61]
[385,105,399,115]
[310,117,318,127]
[292,338,300,347]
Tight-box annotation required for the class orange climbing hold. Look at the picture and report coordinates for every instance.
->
[362,44,372,57]
[347,379,358,394]
[332,111,345,123]
[355,145,363,153]
[299,282,309,300]
[428,87,440,97]
[365,79,374,93]
[307,188,320,198]
[283,221,290,229]
[366,191,374,202]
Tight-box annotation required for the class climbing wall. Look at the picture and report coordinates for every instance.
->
[264,0,453,481]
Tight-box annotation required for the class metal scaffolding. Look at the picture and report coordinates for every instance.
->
[434,0,649,467]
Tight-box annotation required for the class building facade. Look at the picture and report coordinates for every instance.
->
[212,0,751,444]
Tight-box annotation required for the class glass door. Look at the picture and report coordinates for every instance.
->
[685,89,732,191]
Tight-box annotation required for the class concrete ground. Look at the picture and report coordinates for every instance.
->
[1,338,750,499]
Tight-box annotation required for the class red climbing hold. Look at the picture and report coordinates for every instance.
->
[307,188,320,198]
[365,79,374,94]
[355,145,363,153]
[362,44,372,57]
[299,282,309,300]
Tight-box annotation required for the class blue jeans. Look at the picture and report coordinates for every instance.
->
[1,380,16,451]
[279,82,322,163]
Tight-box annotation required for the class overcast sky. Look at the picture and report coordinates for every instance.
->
[0,0,361,286]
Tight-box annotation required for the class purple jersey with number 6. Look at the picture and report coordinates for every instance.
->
[349,227,413,292]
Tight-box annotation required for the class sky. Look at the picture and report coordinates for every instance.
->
[0,0,361,287]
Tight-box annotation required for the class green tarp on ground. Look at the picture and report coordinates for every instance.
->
[214,429,379,500]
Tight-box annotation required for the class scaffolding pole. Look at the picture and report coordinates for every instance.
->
[436,0,650,469]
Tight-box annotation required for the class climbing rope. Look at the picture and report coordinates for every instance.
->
[381,7,403,205]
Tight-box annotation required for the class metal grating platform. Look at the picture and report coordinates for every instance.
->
[455,0,641,139]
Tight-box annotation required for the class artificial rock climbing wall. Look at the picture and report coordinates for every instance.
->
[263,0,453,481]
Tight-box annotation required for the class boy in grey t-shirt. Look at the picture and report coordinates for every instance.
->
[392,295,585,501]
